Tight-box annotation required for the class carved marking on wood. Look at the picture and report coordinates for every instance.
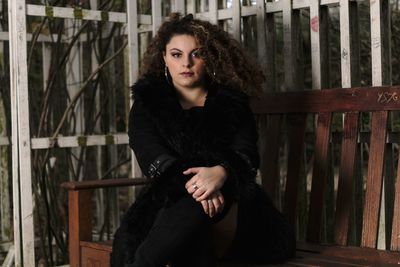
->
[342,48,348,60]
[377,92,398,103]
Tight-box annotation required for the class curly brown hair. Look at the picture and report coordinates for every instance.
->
[139,13,265,96]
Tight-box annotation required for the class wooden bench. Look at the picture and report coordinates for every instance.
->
[62,86,400,267]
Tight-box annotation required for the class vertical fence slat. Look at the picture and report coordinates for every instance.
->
[284,114,307,226]
[187,0,196,16]
[307,112,332,243]
[310,0,329,90]
[127,0,142,181]
[370,0,386,87]
[361,111,388,248]
[173,0,186,14]
[334,112,359,245]
[66,19,85,181]
[339,0,352,88]
[152,0,162,34]
[209,0,218,24]
[265,1,276,92]
[9,3,22,264]
[310,0,322,89]
[8,0,35,265]
[232,0,241,41]
[256,0,267,91]
[283,0,301,91]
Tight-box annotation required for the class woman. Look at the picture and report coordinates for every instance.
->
[111,13,295,267]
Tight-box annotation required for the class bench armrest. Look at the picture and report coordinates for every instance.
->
[61,177,150,191]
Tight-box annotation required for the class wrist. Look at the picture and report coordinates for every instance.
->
[215,164,228,180]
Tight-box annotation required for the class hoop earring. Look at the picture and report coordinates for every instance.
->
[209,70,216,84]
[164,65,173,86]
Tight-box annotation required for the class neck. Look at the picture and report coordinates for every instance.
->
[174,85,207,109]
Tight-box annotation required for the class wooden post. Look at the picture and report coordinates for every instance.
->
[68,190,93,267]
[8,0,35,265]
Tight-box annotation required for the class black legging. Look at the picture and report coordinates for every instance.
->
[127,195,225,267]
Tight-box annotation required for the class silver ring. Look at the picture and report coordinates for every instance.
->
[193,184,199,190]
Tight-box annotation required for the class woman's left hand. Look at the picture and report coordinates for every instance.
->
[184,165,227,201]
[200,190,225,217]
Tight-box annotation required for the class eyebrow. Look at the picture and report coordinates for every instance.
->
[169,48,200,53]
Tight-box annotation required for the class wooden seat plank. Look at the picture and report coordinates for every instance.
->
[307,112,332,243]
[296,242,400,265]
[334,112,360,245]
[361,111,388,248]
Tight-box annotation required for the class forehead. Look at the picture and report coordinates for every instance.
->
[166,34,199,50]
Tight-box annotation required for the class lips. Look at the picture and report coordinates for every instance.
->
[180,72,194,77]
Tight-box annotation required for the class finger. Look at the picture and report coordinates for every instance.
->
[186,181,200,194]
[212,197,222,213]
[201,200,208,215]
[195,190,212,201]
[185,176,199,191]
[183,167,200,175]
[208,200,215,217]
[192,186,207,199]
[217,194,225,210]
[217,191,225,205]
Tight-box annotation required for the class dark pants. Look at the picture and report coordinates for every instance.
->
[127,195,219,267]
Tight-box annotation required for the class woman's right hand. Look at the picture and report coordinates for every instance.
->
[200,190,225,218]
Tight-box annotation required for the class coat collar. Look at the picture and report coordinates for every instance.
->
[131,73,249,155]
[131,73,248,115]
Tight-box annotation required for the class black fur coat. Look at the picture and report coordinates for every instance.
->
[111,74,295,266]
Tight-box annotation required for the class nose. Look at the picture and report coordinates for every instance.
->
[182,55,192,67]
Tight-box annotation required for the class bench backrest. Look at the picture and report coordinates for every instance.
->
[250,86,400,250]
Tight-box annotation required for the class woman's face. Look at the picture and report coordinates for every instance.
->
[163,34,206,90]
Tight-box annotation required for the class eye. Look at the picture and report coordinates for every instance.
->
[171,53,181,58]
[191,50,201,58]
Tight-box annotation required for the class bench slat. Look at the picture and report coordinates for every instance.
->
[391,150,400,250]
[361,111,388,248]
[334,112,360,245]
[260,114,282,201]
[307,112,332,243]
[284,114,307,225]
